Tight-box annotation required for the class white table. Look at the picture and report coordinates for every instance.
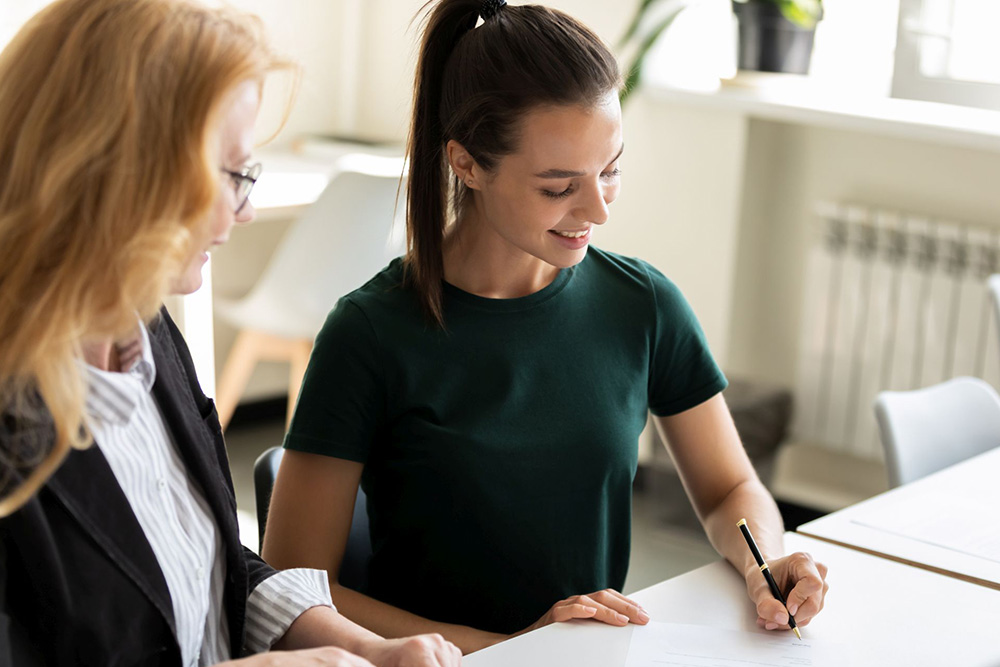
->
[464,533,1000,667]
[798,447,1000,591]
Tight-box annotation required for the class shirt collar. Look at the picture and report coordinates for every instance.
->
[82,320,157,424]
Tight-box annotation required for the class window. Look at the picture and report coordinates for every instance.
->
[893,0,1000,110]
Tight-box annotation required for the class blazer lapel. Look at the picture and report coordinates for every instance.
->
[46,446,176,636]
[148,312,248,658]
[147,320,240,557]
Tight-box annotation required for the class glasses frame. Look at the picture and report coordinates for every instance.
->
[221,162,262,214]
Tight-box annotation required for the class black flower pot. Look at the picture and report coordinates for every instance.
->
[732,1,819,74]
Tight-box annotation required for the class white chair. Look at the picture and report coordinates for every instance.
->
[874,376,1000,488]
[214,153,407,428]
[989,274,1000,336]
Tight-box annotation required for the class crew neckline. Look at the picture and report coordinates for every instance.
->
[441,262,577,313]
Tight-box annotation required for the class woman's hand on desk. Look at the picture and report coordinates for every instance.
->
[746,552,829,631]
[220,647,377,666]
[358,635,462,666]
[514,589,650,638]
[218,634,461,666]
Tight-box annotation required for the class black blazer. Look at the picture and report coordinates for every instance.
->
[0,309,276,666]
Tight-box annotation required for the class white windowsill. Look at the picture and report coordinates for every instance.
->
[646,73,1000,153]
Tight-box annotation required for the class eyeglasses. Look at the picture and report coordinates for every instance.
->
[220,162,262,214]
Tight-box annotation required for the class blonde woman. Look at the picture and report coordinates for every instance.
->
[0,1,460,666]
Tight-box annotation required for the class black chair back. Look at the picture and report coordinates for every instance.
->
[253,446,371,591]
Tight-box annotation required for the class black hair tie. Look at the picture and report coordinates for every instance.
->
[480,0,506,21]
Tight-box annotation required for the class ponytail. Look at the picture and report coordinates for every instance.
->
[404,0,481,328]
[405,0,621,327]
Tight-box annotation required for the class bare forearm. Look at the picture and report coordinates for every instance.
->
[269,605,463,665]
[272,605,380,654]
[701,478,784,577]
[330,582,506,654]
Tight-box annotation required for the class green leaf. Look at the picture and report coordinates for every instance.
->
[777,0,822,29]
[619,8,685,105]
[618,0,667,48]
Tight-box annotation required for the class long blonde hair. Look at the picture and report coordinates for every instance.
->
[0,0,293,516]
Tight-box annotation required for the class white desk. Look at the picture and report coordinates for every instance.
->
[251,141,405,221]
[798,447,1000,591]
[465,533,1000,667]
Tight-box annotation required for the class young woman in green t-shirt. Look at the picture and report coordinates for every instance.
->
[263,0,829,655]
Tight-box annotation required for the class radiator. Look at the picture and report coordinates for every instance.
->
[792,203,1000,460]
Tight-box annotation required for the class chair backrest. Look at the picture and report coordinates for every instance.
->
[989,274,1000,338]
[253,446,371,591]
[245,154,407,336]
[874,376,1000,488]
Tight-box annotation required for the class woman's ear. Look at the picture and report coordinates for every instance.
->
[446,139,481,190]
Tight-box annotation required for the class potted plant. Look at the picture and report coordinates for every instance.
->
[731,0,823,74]
[618,0,823,104]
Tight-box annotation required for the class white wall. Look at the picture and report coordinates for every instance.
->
[728,119,1000,387]
[345,0,633,141]
[238,0,352,144]
[10,1,998,416]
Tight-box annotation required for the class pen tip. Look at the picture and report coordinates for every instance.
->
[737,518,747,527]
[792,627,802,640]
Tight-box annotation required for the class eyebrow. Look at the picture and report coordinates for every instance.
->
[533,143,624,179]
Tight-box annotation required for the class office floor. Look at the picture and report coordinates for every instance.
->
[224,419,720,597]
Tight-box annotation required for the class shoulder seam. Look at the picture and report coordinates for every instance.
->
[341,298,390,419]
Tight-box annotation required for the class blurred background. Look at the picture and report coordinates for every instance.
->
[4,0,1000,591]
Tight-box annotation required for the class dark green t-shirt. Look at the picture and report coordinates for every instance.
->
[284,246,727,634]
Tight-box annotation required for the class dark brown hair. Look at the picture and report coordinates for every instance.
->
[405,0,621,326]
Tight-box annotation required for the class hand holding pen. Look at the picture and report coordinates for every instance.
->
[737,518,830,636]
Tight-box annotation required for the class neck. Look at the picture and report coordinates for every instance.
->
[80,339,120,372]
[443,212,559,299]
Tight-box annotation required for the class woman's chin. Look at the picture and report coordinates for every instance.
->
[169,272,204,296]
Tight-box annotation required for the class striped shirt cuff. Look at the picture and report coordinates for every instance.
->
[243,568,335,654]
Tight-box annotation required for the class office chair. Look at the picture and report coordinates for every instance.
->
[874,376,1000,488]
[253,446,372,591]
[216,154,407,429]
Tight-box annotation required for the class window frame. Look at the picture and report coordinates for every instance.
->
[892,0,1000,110]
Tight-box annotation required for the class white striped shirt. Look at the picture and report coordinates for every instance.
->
[82,322,334,666]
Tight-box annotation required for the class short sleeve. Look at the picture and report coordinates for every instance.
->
[283,298,384,463]
[644,264,728,416]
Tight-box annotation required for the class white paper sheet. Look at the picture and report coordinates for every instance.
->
[625,622,848,667]
[851,490,1000,564]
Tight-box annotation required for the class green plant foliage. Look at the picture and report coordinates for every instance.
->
[737,0,823,29]
[618,0,689,105]
[618,0,822,105]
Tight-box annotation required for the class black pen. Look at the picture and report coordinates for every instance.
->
[737,518,801,640]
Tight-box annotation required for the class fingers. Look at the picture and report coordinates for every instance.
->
[782,552,829,623]
[590,589,651,625]
[534,589,650,635]
[396,634,462,666]
[745,573,787,628]
[749,552,830,632]
[549,602,599,623]
[754,597,789,630]
[563,590,650,627]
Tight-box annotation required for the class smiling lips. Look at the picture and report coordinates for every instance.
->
[552,229,589,238]
[548,226,592,249]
